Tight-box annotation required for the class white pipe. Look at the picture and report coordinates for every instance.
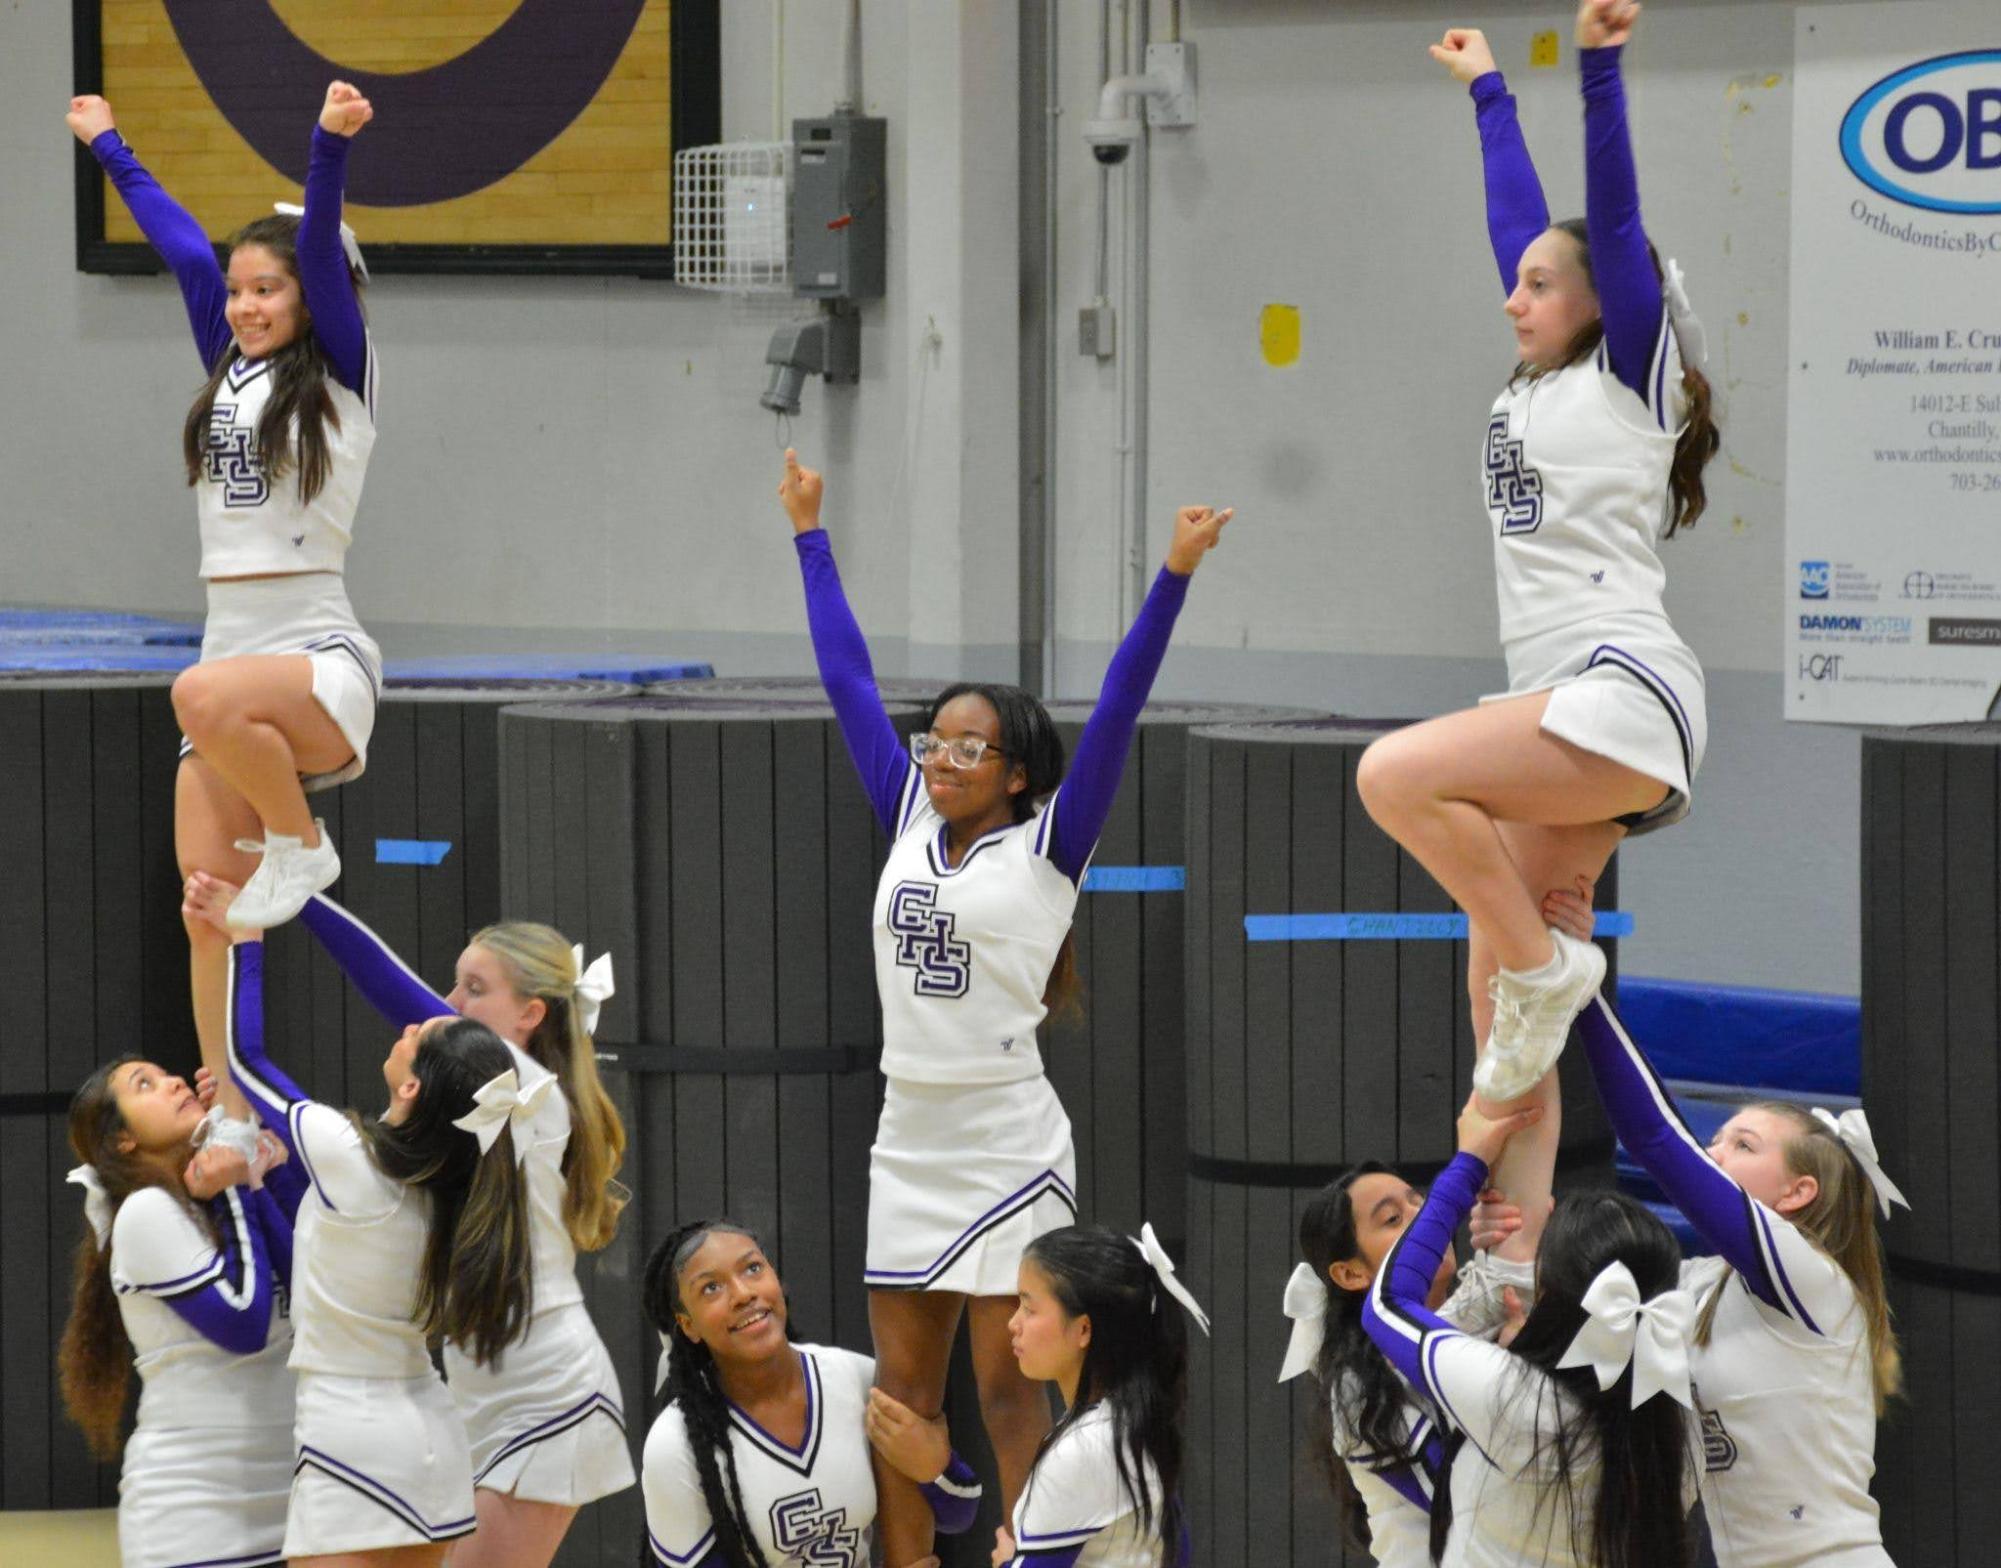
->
[837,0,862,113]
[1126,0,1151,624]
[1041,2,1061,695]
[772,0,784,141]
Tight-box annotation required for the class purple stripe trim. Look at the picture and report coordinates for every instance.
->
[295,1445,476,1539]
[1583,643,1695,783]
[1375,1459,1432,1513]
[287,1102,338,1213]
[1033,792,1058,857]
[1651,306,1672,428]
[157,1551,283,1568]
[473,1391,626,1483]
[895,762,924,836]
[1751,1202,1822,1334]
[1018,1524,1103,1548]
[726,1348,822,1472]
[650,1525,719,1566]
[121,1253,225,1296]
[866,1170,1079,1288]
[302,632,381,704]
[924,818,1018,878]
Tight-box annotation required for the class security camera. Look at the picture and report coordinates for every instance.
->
[1083,114,1141,166]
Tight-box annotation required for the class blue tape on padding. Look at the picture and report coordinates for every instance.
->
[1615,976,1858,1097]
[375,839,452,866]
[1244,911,1634,941]
[383,653,715,684]
[1082,866,1186,893]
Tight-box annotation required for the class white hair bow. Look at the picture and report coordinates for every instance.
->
[272,201,369,280]
[1278,1262,1329,1383]
[1662,257,1708,371]
[452,1068,553,1162]
[1556,1262,1696,1410]
[1811,1106,1910,1219]
[68,1164,113,1247]
[1131,1222,1211,1337]
[571,946,616,1035]
[655,1328,674,1395]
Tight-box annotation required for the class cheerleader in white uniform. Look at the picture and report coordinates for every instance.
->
[1550,994,1904,1567]
[1354,1,1724,1247]
[1280,1164,1536,1567]
[998,1224,1208,1568]
[777,450,1231,1564]
[67,82,385,1166]
[59,1057,302,1568]
[1363,1096,1700,1567]
[222,935,536,1565]
[200,881,636,1568]
[641,1219,983,1568]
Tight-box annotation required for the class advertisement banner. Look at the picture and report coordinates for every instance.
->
[1786,4,2001,722]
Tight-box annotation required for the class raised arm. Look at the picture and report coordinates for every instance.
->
[224,938,315,1158]
[1430,33,1550,295]
[781,451,915,835]
[300,893,453,1027]
[1046,505,1230,882]
[68,97,229,370]
[298,83,372,396]
[1574,996,1851,1334]
[1577,3,1665,400]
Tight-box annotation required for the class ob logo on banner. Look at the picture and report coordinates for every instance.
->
[1840,49,2001,213]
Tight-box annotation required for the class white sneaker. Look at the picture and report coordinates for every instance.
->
[1440,1250,1536,1341]
[1473,928,1607,1102]
[226,819,340,930]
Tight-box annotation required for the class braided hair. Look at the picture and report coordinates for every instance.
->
[642,1219,782,1568]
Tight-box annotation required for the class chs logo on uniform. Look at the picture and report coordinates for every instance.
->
[1799,560,1831,600]
[1841,51,2001,215]
[769,1487,861,1566]
[887,882,970,998]
[204,405,268,507]
[1484,414,1543,534]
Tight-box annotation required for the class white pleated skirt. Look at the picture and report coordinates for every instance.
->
[284,1370,475,1557]
[120,1420,293,1568]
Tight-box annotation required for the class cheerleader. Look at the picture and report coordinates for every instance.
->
[641,1219,983,1568]
[998,1223,1206,1568]
[1354,0,1722,1197]
[184,876,635,1567]
[777,450,1231,1563]
[58,1060,299,1568]
[1363,1096,1699,1567]
[67,83,383,1156]
[1555,993,1903,1567]
[223,934,536,1565]
[1281,1165,1534,1566]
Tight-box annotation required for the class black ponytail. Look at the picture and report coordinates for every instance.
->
[643,1220,777,1568]
[1021,1225,1187,1556]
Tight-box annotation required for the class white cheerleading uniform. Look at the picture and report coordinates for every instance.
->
[1480,322,1706,834]
[866,771,1080,1293]
[1011,1405,1173,1568]
[110,1186,295,1568]
[183,348,383,792]
[444,1040,635,1506]
[643,1345,879,1568]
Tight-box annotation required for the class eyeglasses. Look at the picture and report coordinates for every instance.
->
[910,732,1008,769]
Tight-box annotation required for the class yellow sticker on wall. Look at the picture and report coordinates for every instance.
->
[1261,304,1301,368]
[1530,31,1560,69]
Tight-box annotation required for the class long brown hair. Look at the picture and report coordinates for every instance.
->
[57,1057,206,1459]
[469,923,629,1253]
[1694,1101,1902,1413]
[180,213,361,507]
[1524,219,1722,538]
[354,1019,535,1364]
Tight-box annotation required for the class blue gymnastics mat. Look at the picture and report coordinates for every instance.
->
[0,608,201,644]
[0,644,199,673]
[1616,976,1859,1098]
[383,653,714,684]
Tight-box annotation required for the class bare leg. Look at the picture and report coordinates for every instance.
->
[1355,692,1663,974]
[176,757,262,1120]
[1467,819,1627,1263]
[870,1288,966,1566]
[172,654,352,844]
[295,1544,449,1568]
[447,1494,577,1568]
[966,1295,1052,1521]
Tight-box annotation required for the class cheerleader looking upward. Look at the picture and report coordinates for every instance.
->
[222,934,535,1566]
[59,1062,301,1568]
[998,1224,1206,1568]
[641,1219,982,1568]
[1363,1096,1699,1568]
[778,450,1230,1565]
[67,82,384,1158]
[184,878,635,1568]
[1354,1,1721,1252]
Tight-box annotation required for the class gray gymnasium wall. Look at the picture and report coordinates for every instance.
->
[1,1,1862,992]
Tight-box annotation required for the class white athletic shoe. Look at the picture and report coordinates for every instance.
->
[1440,1250,1536,1341]
[1473,928,1607,1103]
[226,820,340,930]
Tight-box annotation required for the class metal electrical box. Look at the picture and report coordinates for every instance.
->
[791,115,887,301]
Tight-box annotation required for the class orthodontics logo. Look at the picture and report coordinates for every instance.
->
[1840,51,2001,215]
[1800,560,1831,599]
